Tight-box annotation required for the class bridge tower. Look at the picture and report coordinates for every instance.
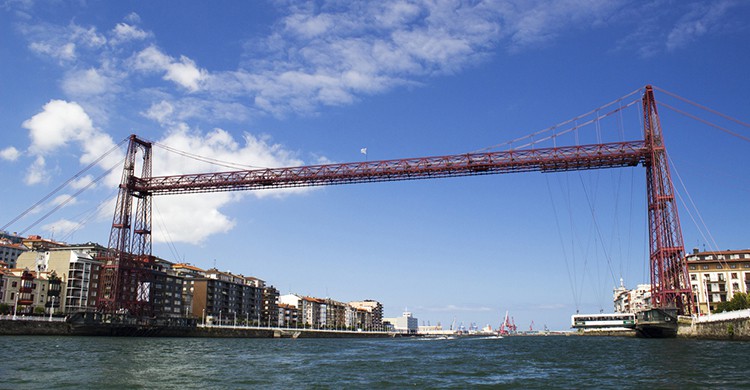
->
[98,135,154,316]
[642,85,695,315]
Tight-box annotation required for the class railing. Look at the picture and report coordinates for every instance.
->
[196,322,391,334]
[695,309,750,323]
[0,314,66,322]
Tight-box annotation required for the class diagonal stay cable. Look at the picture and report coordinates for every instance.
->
[2,137,128,231]
[19,157,125,236]
[654,86,750,129]
[658,102,750,143]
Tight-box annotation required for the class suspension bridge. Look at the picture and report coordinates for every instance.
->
[6,85,748,337]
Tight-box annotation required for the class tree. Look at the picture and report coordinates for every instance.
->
[0,303,10,315]
[715,292,750,313]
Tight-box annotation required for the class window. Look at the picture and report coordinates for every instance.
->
[702,265,709,270]
[689,265,697,270]
[691,274,697,280]
[731,264,738,269]
[717,265,723,269]
[12,281,17,287]
[732,273,738,279]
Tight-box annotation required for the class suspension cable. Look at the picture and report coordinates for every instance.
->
[473,87,643,153]
[19,157,125,236]
[653,86,750,129]
[2,137,129,232]
[657,101,750,143]
[152,141,271,171]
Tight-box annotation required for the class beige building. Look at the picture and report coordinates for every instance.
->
[686,249,750,315]
[16,244,104,314]
[0,268,62,315]
[613,279,652,314]
[349,300,383,329]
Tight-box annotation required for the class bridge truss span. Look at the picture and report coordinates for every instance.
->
[139,141,648,195]
[100,85,696,318]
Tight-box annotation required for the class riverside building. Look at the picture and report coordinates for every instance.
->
[0,238,28,269]
[349,300,383,329]
[189,268,264,325]
[686,248,750,314]
[15,243,104,314]
[383,311,419,334]
[0,268,62,315]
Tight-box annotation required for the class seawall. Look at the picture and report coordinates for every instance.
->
[678,316,750,341]
[0,319,393,338]
[0,319,72,336]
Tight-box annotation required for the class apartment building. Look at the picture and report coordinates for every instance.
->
[190,268,263,325]
[16,243,104,314]
[0,268,61,315]
[0,238,28,269]
[686,249,750,314]
[349,300,384,329]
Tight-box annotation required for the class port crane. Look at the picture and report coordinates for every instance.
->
[98,86,694,321]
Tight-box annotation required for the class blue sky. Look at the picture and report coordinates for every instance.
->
[1,0,749,330]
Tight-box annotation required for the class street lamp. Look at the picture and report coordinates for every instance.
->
[48,296,55,322]
[219,310,222,327]
[12,293,19,320]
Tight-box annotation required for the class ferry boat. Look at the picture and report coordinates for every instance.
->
[570,313,636,330]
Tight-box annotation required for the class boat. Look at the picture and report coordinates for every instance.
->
[634,308,678,338]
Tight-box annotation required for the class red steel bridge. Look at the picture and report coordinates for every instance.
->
[99,85,695,318]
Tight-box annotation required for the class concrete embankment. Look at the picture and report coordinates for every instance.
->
[0,319,393,338]
[678,315,750,341]
[0,319,72,336]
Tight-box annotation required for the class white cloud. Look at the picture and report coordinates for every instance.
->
[21,100,123,187]
[145,126,313,243]
[25,155,48,185]
[111,23,149,45]
[70,175,95,190]
[132,46,206,92]
[41,218,82,237]
[666,1,735,51]
[0,146,20,161]
[51,194,77,208]
[29,41,76,61]
[22,100,95,154]
[143,100,175,124]
[164,56,205,92]
[61,68,114,96]
[124,12,142,24]
[153,194,236,244]
[70,24,107,48]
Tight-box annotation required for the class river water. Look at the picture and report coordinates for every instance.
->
[0,335,745,388]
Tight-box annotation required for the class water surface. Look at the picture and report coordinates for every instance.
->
[1,335,744,388]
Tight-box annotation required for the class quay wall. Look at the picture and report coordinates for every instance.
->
[0,319,392,338]
[0,319,72,336]
[678,317,750,341]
